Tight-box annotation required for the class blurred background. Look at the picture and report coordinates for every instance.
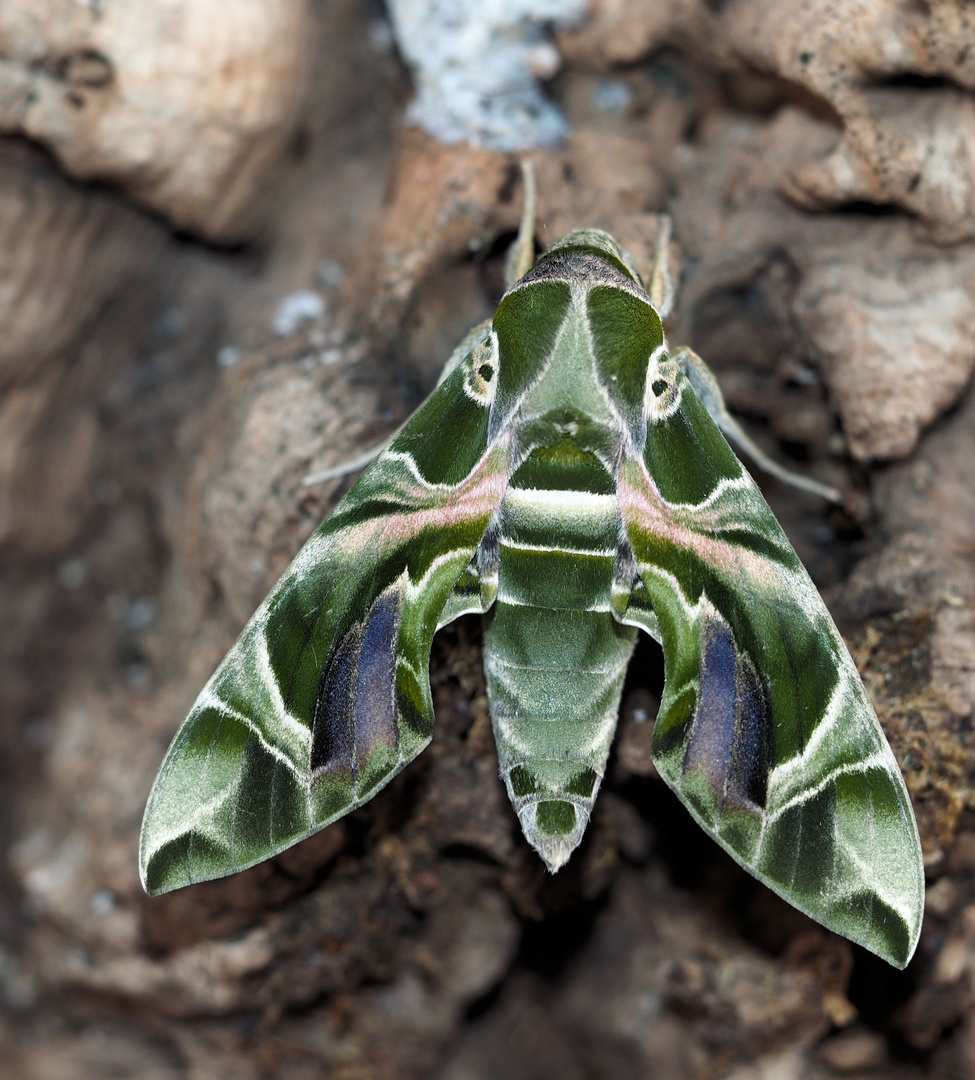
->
[1,1,974,1076]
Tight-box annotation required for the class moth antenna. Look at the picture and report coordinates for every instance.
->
[505,159,537,288]
[648,213,675,320]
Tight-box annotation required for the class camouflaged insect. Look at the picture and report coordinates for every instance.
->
[141,171,923,969]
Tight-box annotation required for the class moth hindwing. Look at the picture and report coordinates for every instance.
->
[141,215,923,971]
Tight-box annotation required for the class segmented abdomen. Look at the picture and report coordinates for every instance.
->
[482,444,636,870]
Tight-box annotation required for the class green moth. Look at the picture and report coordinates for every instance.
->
[141,169,924,969]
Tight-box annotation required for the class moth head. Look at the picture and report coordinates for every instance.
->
[542,229,642,285]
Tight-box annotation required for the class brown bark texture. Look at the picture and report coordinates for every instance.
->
[2,1,975,1077]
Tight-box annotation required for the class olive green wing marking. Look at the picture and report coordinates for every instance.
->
[140,339,508,894]
[617,359,923,969]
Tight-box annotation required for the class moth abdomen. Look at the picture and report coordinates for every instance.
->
[482,442,637,870]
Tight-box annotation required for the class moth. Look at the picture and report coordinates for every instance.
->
[141,168,924,969]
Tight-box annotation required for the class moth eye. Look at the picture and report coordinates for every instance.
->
[651,379,669,396]
[478,364,494,382]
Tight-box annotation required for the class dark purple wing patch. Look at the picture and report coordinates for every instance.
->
[682,614,770,812]
[311,590,401,780]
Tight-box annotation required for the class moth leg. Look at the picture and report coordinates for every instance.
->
[305,316,499,486]
[504,160,537,288]
[302,442,390,485]
[674,345,843,503]
[647,214,675,321]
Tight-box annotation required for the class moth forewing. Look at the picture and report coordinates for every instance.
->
[141,206,923,970]
[616,357,923,968]
[139,336,509,894]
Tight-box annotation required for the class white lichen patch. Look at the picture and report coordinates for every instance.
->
[386,0,587,150]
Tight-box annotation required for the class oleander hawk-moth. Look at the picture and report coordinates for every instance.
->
[141,172,924,969]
